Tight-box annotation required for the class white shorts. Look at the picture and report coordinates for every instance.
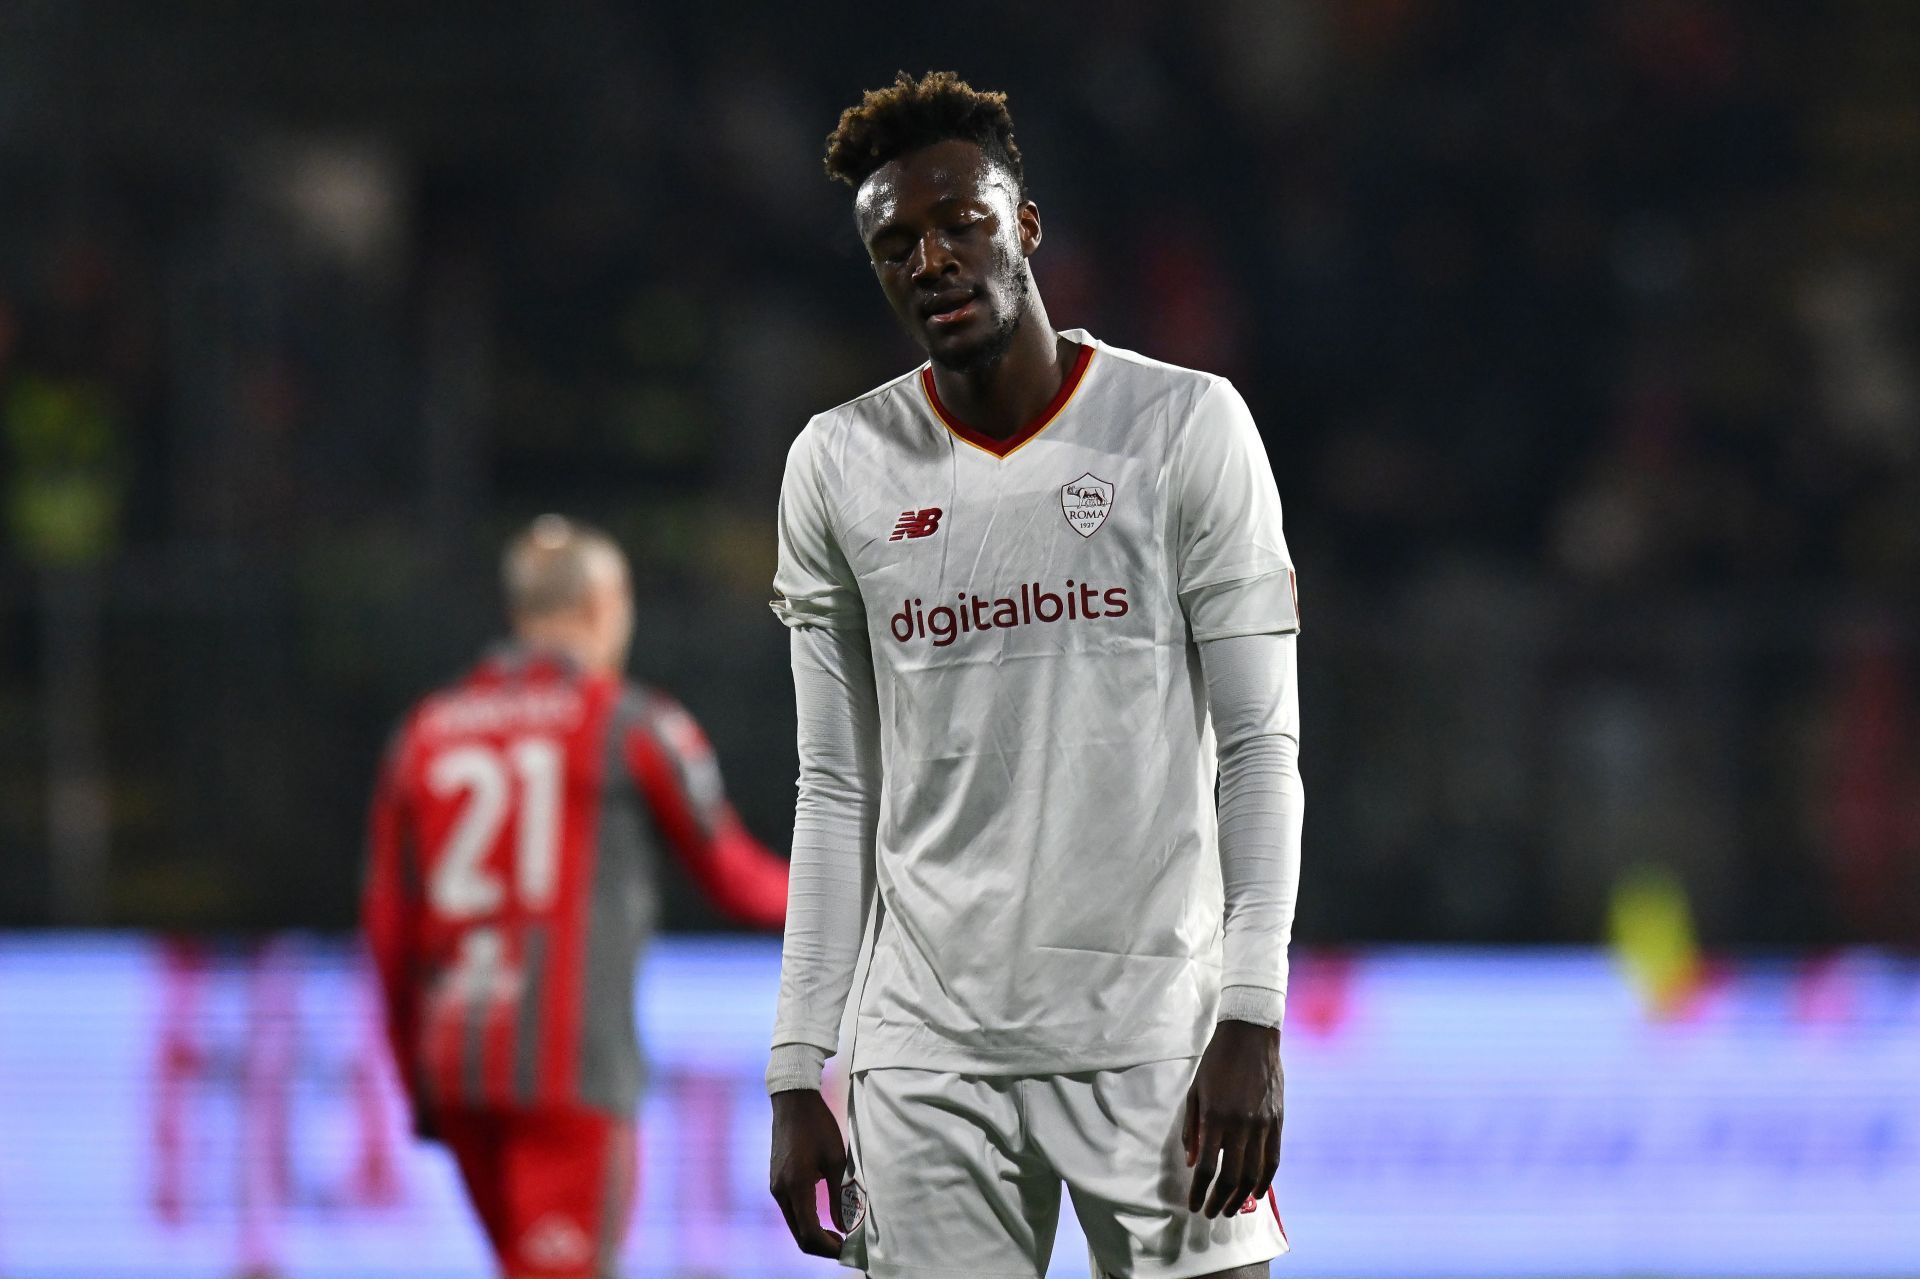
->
[841,1058,1289,1279]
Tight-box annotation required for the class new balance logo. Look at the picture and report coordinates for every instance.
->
[890,507,944,541]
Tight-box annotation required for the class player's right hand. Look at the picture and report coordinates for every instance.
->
[409,1095,440,1144]
[768,1088,849,1257]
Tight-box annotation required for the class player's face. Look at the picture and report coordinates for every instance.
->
[601,564,634,672]
[855,139,1041,373]
[583,554,634,674]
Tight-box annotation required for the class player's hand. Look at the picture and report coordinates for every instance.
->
[1183,1019,1283,1219]
[768,1088,849,1257]
[409,1095,440,1144]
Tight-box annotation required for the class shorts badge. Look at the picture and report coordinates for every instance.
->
[839,1173,868,1233]
[521,1213,592,1267]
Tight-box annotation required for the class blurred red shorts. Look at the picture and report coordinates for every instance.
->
[437,1107,636,1278]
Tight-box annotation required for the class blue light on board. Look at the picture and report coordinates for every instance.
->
[0,935,1913,1277]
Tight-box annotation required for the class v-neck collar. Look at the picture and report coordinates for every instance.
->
[920,340,1095,459]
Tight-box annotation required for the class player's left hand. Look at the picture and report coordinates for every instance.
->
[1183,1019,1283,1218]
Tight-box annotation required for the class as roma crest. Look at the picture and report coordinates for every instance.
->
[1061,472,1114,538]
[838,1174,868,1233]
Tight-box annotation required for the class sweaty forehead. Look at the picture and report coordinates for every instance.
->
[855,139,1019,233]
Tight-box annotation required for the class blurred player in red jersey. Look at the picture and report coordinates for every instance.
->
[363,515,788,1279]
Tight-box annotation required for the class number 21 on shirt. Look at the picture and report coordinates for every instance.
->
[425,738,564,919]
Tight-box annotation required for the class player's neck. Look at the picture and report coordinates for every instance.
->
[510,625,610,677]
[928,303,1074,442]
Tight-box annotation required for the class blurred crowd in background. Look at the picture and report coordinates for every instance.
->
[1,0,1916,946]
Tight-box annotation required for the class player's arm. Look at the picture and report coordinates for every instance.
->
[360,729,433,1140]
[764,424,879,1257]
[1173,378,1305,1218]
[628,697,789,928]
[1188,631,1301,1214]
[767,623,879,1255]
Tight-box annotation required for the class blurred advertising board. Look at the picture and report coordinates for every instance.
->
[0,936,1913,1277]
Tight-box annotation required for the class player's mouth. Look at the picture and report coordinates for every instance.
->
[921,289,980,330]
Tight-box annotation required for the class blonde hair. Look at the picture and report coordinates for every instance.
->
[501,514,626,618]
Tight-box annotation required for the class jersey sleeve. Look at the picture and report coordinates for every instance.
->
[626,695,789,928]
[770,424,865,632]
[1173,379,1301,641]
[1199,631,1303,1022]
[360,725,425,1103]
[769,622,881,1078]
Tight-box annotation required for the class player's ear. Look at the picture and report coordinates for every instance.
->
[1018,200,1042,257]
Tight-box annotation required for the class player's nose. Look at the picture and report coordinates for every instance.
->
[908,230,959,284]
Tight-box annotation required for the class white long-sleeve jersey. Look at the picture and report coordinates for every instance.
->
[770,330,1302,1078]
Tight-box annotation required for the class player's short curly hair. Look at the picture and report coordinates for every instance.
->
[824,71,1026,198]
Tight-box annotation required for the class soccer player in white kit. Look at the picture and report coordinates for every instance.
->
[766,72,1304,1279]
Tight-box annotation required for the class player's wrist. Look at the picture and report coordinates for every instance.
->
[1216,983,1285,1030]
[765,1041,829,1095]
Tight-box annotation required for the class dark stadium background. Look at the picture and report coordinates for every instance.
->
[0,3,1916,1277]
